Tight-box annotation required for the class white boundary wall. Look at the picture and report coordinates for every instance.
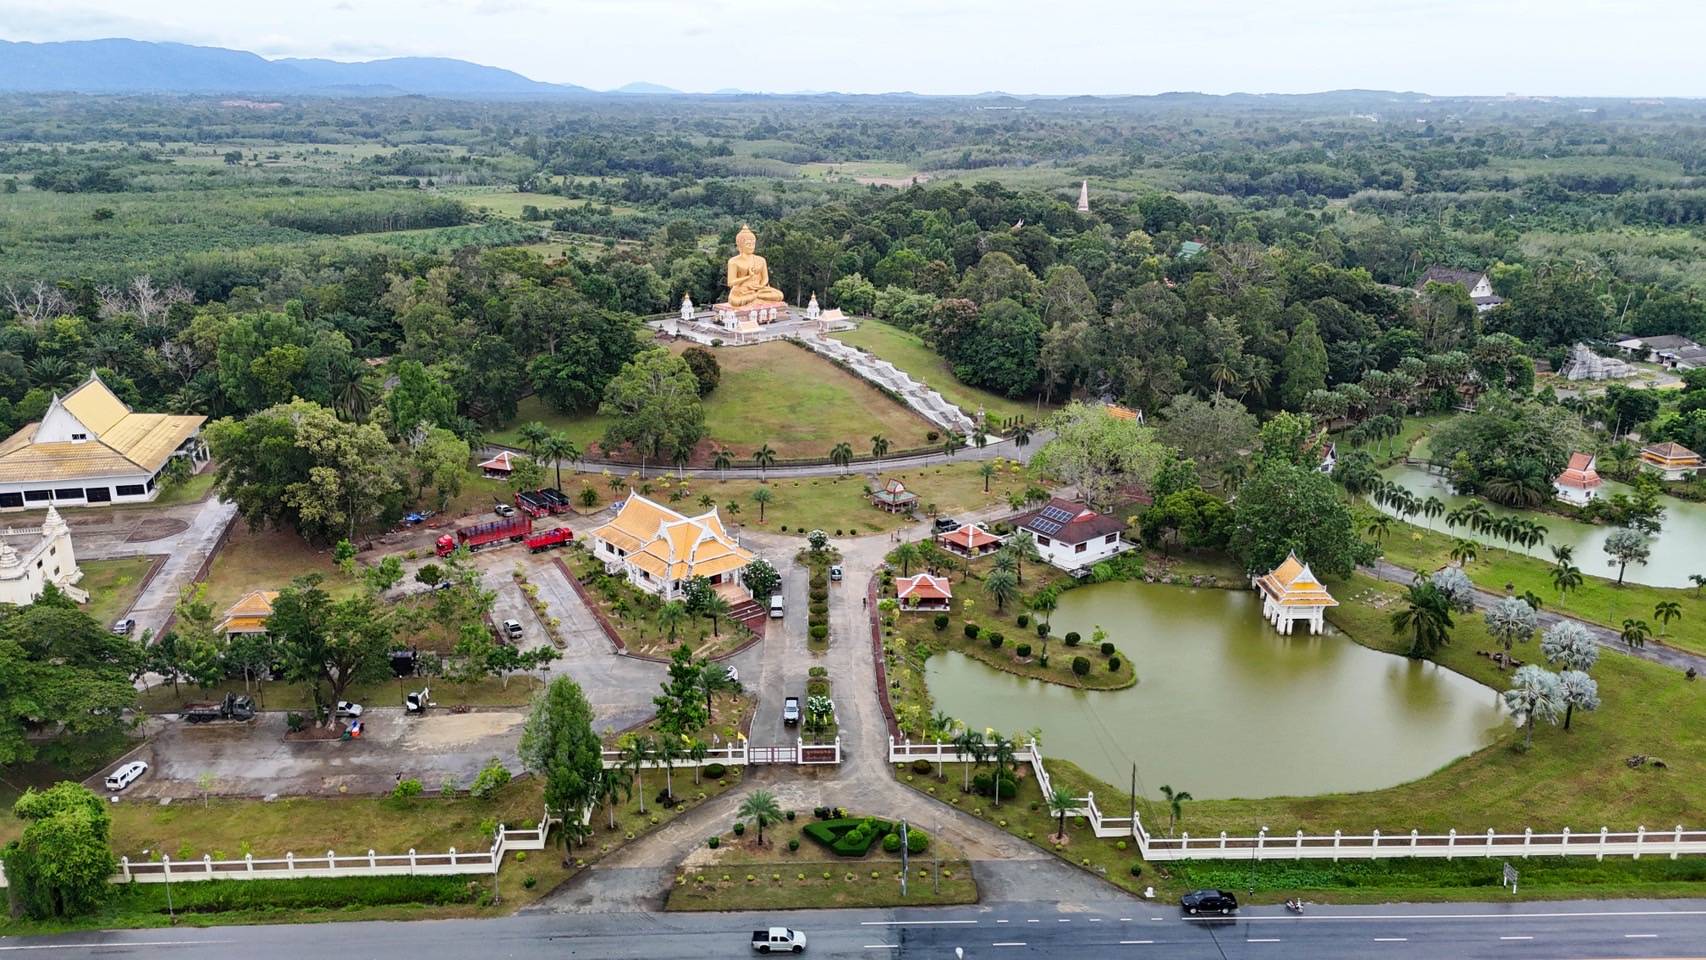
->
[889,738,1706,862]
[598,737,841,769]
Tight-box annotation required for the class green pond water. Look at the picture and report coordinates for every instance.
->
[925,582,1506,800]
[1377,464,1706,589]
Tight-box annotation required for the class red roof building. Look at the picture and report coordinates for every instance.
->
[940,523,1004,557]
[895,573,953,611]
[479,450,515,478]
[1553,452,1603,505]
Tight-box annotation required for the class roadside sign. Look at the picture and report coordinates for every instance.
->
[1502,862,1518,894]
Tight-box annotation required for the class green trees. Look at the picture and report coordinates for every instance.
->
[985,569,1019,612]
[1620,618,1651,649]
[2,782,116,919]
[952,728,987,792]
[892,541,923,577]
[1031,401,1167,510]
[1047,787,1076,841]
[1279,315,1329,410]
[742,558,781,602]
[537,432,579,492]
[1603,527,1652,586]
[1159,783,1193,836]
[386,359,458,438]
[752,486,773,520]
[206,399,402,544]
[598,348,705,473]
[524,302,642,413]
[0,589,142,765]
[680,346,720,396]
[1429,395,1586,506]
[737,790,784,844]
[829,442,854,474]
[519,678,605,861]
[751,444,777,478]
[1390,580,1455,659]
[1229,459,1365,579]
[270,576,394,724]
[1156,393,1258,485]
[1653,600,1683,635]
[652,645,709,735]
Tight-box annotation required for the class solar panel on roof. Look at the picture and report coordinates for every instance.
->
[1040,504,1075,522]
[1030,517,1064,536]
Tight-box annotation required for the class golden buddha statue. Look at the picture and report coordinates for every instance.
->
[725,224,784,307]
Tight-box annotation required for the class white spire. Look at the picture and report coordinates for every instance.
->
[1077,179,1090,213]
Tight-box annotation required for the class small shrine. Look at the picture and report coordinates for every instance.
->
[895,573,952,612]
[806,293,821,321]
[941,523,1004,557]
[870,478,919,513]
[1553,452,1603,505]
[478,450,515,478]
[1252,552,1338,635]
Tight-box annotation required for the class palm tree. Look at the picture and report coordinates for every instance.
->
[655,736,682,801]
[618,736,653,815]
[1007,531,1040,584]
[986,569,1019,612]
[1550,561,1583,603]
[687,739,710,785]
[724,500,741,518]
[1449,538,1479,566]
[1654,600,1683,635]
[1219,460,1247,494]
[737,790,783,845]
[335,369,380,422]
[1502,665,1564,750]
[871,434,890,471]
[1030,590,1058,635]
[1691,573,1706,598]
[943,432,965,458]
[1010,420,1033,449]
[1551,544,1576,566]
[698,493,715,510]
[829,442,854,474]
[1391,580,1454,658]
[952,728,987,793]
[701,593,732,637]
[1420,495,1444,529]
[1483,595,1538,670]
[1046,787,1076,841]
[538,431,579,492]
[987,734,1017,807]
[695,656,737,714]
[1620,618,1651,649]
[597,767,632,831]
[517,421,550,460]
[1557,670,1599,731]
[657,601,689,644]
[752,486,773,521]
[751,444,777,479]
[978,462,997,493]
[1158,784,1193,836]
[1365,514,1392,545]
[892,541,923,577]
[712,448,732,480]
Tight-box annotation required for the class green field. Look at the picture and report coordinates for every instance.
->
[77,556,157,628]
[832,319,1053,425]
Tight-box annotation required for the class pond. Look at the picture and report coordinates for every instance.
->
[1377,463,1706,589]
[925,582,1505,800]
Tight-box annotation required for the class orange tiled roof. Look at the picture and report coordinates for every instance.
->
[943,524,1003,549]
[1556,452,1602,489]
[896,573,952,601]
[1254,552,1338,608]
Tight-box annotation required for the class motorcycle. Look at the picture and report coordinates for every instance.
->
[1285,898,1304,914]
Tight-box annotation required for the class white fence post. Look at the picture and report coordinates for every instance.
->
[203,853,212,877]
[245,853,254,876]
[1180,832,1189,852]
[409,848,417,875]
[1598,827,1608,862]
[326,849,335,871]
[1487,828,1495,858]
[1560,826,1570,857]
[162,855,171,881]
[1332,830,1341,862]
[1219,831,1227,852]
[1296,829,1305,860]
[1447,829,1456,860]
[286,852,294,875]
[121,856,131,882]
[368,849,377,869]
[1371,829,1380,853]
[1674,825,1684,861]
[1635,826,1645,860]
[1523,828,1532,858]
[1410,829,1419,854]
[1257,827,1268,858]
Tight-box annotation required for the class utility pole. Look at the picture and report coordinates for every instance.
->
[900,819,909,898]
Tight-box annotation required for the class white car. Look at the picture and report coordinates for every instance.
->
[105,760,148,792]
[336,701,364,718]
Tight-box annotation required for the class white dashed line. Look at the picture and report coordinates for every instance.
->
[1026,919,1039,924]
[992,942,1027,947]
[1249,938,1282,943]
[1057,918,1071,923]
[1088,918,1102,922]
[1373,938,1408,942]
[1119,917,1133,921]
[861,920,978,926]
[1625,933,1658,939]
[1499,935,1534,941]
[1119,940,1155,945]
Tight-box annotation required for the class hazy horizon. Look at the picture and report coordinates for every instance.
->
[3,0,1703,98]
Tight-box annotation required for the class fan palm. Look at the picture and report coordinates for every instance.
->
[737,790,783,845]
[752,486,773,521]
[985,569,1019,611]
[701,592,732,636]
[1047,787,1076,841]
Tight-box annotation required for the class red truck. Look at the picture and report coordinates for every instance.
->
[513,490,552,519]
[436,515,532,557]
[525,526,574,553]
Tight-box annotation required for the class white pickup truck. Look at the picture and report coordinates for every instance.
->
[751,926,807,953]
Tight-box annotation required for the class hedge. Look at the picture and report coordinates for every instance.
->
[802,816,895,857]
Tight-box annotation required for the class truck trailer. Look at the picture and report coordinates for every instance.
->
[436,514,532,557]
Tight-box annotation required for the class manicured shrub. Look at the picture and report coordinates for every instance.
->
[933,613,949,631]
[708,835,720,849]
[1109,657,1122,672]
[907,828,929,854]
[809,601,829,617]
[1038,654,1049,667]
[1016,614,1029,628]
[1116,840,1127,851]
[704,762,727,779]
[1072,656,1091,676]
[810,587,829,603]
[469,758,511,800]
[1101,641,1116,656]
[911,758,934,775]
[286,712,306,733]
[1129,864,1143,878]
[1015,643,1031,658]
[734,821,746,836]
[987,632,1003,649]
[786,809,797,821]
[883,832,902,853]
[964,623,980,639]
[809,624,829,640]
[1036,623,1049,638]
[971,772,1017,800]
[1064,631,1081,646]
[391,778,423,801]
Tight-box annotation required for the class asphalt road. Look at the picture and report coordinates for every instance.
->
[12,898,1706,959]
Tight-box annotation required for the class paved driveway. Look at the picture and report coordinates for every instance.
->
[62,493,236,638]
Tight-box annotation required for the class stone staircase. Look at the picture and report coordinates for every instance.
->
[802,334,977,434]
[726,597,768,634]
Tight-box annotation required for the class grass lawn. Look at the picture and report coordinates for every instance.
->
[560,546,755,660]
[1376,513,1706,657]
[135,675,542,714]
[832,318,1053,426]
[199,524,357,613]
[487,394,613,452]
[78,556,158,627]
[152,467,218,507]
[667,812,977,910]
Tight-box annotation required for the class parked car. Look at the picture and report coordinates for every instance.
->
[111,617,135,636]
[493,502,517,518]
[502,618,524,640]
[828,564,843,582]
[335,700,364,719]
[1180,889,1239,915]
[105,760,148,792]
[769,594,785,618]
[782,696,800,726]
[932,517,961,534]
[751,926,807,953]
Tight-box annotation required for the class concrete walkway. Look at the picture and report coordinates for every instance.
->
[1368,559,1706,673]
[71,494,237,637]
[800,331,977,434]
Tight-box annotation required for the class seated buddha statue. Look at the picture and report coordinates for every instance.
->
[725,224,785,307]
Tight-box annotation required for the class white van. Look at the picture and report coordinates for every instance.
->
[769,593,785,619]
[105,760,148,792]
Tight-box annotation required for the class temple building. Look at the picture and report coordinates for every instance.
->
[940,522,1004,557]
[870,479,920,514]
[0,370,206,510]
[895,573,952,612]
[590,492,754,600]
[1076,180,1090,213]
[0,505,83,605]
[1253,552,1338,635]
[478,450,515,479]
[1553,452,1604,506]
[217,590,279,640]
[1639,441,1703,481]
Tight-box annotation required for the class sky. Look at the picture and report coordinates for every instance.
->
[3,0,1704,97]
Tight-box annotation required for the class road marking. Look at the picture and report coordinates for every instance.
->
[1626,934,1659,939]
[1119,940,1155,945]
[1151,917,1166,921]
[1057,918,1071,923]
[1088,918,1102,922]
[1249,938,1282,943]
[863,946,900,951]
[1373,938,1408,942]
[861,920,978,926]
[1499,935,1534,941]
[1229,908,1706,923]
[1120,917,1134,921]
[996,919,1009,924]
[1026,919,1039,923]
[0,941,237,952]
[992,942,1027,947]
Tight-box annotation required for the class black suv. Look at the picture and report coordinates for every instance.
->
[1180,889,1238,915]
[932,517,961,534]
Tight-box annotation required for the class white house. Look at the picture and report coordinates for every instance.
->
[1012,498,1127,572]
[0,371,206,511]
[1414,266,1503,313]
[1553,452,1603,506]
[0,505,84,606]
[589,492,754,601]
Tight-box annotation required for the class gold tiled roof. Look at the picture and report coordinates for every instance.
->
[1254,552,1338,608]
[217,590,278,633]
[0,374,203,483]
[593,493,754,583]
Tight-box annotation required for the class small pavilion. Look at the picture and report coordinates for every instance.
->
[871,478,919,513]
[478,450,515,479]
[1553,452,1603,505]
[940,523,1004,557]
[1252,552,1337,635]
[895,573,952,612]
[218,590,279,640]
[1639,441,1703,481]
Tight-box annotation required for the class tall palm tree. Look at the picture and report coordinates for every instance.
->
[988,734,1017,807]
[1391,580,1455,658]
[1690,573,1706,598]
[1007,531,1040,584]
[751,444,777,479]
[687,739,710,785]
[1420,495,1445,529]
[892,541,923,577]
[655,736,682,801]
[978,462,997,493]
[1158,784,1193,836]
[1449,538,1479,566]
[1654,600,1683,636]
[597,767,632,831]
[1029,590,1058,635]
[517,421,550,460]
[538,431,579,492]
[1551,544,1576,566]
[986,569,1019,611]
[871,434,890,471]
[695,657,737,714]
[1621,618,1651,649]
[1010,420,1033,449]
[1365,514,1392,544]
[1550,561,1584,603]
[1502,665,1564,750]
[335,369,380,422]
[712,448,732,480]
[657,601,689,644]
[752,486,773,521]
[737,790,783,845]
[1047,787,1076,841]
[701,592,732,636]
[952,728,987,792]
[618,736,653,815]
[829,442,853,475]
